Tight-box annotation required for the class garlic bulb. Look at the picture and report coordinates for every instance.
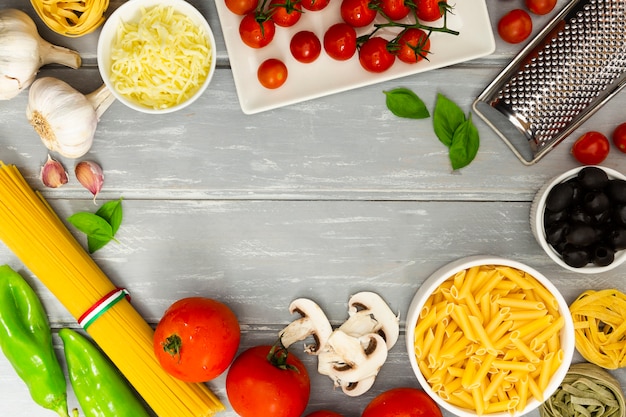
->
[0,9,81,100]
[26,77,115,158]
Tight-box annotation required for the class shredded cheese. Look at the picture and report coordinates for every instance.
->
[109,5,212,110]
[31,0,109,37]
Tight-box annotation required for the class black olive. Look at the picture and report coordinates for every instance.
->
[609,228,626,250]
[584,191,610,214]
[607,179,626,203]
[544,209,568,226]
[545,222,569,246]
[614,205,626,226]
[561,245,591,268]
[593,245,615,267]
[545,182,575,212]
[565,178,584,203]
[593,210,612,225]
[577,166,609,190]
[565,223,598,247]
[569,206,592,224]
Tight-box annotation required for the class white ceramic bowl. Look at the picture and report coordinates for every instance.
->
[530,166,626,273]
[97,0,216,114]
[406,256,575,417]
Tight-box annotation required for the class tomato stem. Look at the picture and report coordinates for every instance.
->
[267,339,300,372]
[162,334,183,362]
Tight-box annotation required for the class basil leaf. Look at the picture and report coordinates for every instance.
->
[67,212,114,243]
[449,114,480,170]
[433,93,466,147]
[384,88,430,119]
[95,198,123,235]
[87,237,110,254]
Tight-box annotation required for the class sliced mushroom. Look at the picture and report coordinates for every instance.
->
[339,375,376,397]
[278,298,332,354]
[340,291,400,350]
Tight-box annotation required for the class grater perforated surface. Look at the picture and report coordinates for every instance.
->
[473,0,626,165]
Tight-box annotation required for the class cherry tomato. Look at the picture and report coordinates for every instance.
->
[525,0,557,15]
[226,345,310,417]
[257,58,288,89]
[396,28,431,64]
[340,0,377,28]
[359,37,396,73]
[571,131,610,165]
[239,11,276,48]
[379,0,411,21]
[290,31,322,63]
[269,0,302,27]
[153,297,240,382]
[612,122,626,153]
[225,0,259,15]
[362,387,443,417]
[497,9,532,44]
[417,0,445,22]
[323,23,357,61]
[305,411,344,417]
[301,0,330,11]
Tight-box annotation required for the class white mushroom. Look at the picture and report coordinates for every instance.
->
[278,298,332,354]
[339,291,400,350]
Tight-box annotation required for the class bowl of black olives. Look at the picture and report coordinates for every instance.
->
[531,166,626,272]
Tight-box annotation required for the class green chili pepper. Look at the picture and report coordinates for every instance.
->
[59,328,152,417]
[0,264,71,417]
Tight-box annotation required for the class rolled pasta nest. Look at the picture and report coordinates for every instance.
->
[540,363,625,417]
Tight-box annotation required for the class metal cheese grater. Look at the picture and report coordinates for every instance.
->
[472,0,626,165]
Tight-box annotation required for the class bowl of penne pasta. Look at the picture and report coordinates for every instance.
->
[406,256,575,417]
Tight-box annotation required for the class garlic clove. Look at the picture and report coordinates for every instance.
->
[40,154,68,188]
[75,160,104,202]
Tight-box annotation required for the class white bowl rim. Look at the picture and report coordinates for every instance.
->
[405,255,576,417]
[532,165,626,273]
[96,0,217,114]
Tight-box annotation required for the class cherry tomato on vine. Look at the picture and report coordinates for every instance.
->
[612,123,626,153]
[305,411,344,417]
[239,11,276,48]
[497,9,532,44]
[225,0,259,15]
[257,58,288,89]
[379,0,411,21]
[417,0,445,22]
[340,0,377,28]
[323,23,357,61]
[301,0,330,11]
[571,131,610,165]
[525,0,557,15]
[290,31,322,63]
[269,0,302,27]
[226,345,310,417]
[359,36,396,73]
[362,387,443,417]
[153,297,240,382]
[396,28,431,64]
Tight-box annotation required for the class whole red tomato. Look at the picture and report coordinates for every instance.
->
[301,0,330,11]
[305,411,344,417]
[269,0,302,27]
[225,0,258,15]
[362,387,443,417]
[341,0,377,28]
[396,28,431,64]
[417,0,445,22]
[359,37,396,73]
[226,345,310,417]
[612,122,626,153]
[498,9,532,44]
[525,0,557,15]
[571,131,610,165]
[153,297,240,382]
[323,23,357,61]
[257,58,288,89]
[239,11,276,48]
[379,0,411,21]
[290,31,322,63]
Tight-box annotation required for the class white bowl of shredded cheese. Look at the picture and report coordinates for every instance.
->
[97,0,216,113]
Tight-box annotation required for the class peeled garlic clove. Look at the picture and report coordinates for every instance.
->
[75,160,103,201]
[40,155,68,188]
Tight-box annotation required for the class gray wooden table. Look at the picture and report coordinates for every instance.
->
[1,0,624,416]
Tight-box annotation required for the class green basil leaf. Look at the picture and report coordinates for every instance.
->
[87,237,110,254]
[67,212,114,243]
[433,93,466,147]
[384,88,430,119]
[95,198,123,235]
[449,114,480,170]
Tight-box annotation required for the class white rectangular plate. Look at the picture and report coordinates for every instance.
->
[215,0,496,114]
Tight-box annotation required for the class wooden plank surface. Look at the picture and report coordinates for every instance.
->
[0,0,625,416]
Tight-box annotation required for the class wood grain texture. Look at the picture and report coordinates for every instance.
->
[0,0,624,416]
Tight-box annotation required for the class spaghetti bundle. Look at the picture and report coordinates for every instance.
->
[30,0,109,37]
[0,162,223,417]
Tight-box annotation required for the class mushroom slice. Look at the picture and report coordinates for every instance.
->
[341,291,400,350]
[339,375,376,397]
[278,298,332,354]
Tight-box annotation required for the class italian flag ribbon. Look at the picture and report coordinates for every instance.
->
[78,287,130,330]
